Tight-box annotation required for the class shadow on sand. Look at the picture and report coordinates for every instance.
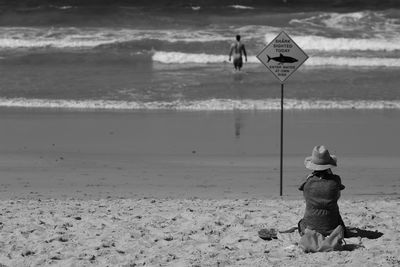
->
[345,227,383,239]
[342,227,384,251]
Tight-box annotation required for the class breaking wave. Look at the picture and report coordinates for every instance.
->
[288,35,400,52]
[1,98,400,111]
[229,5,255,10]
[289,11,400,34]
[152,51,400,67]
[0,27,231,50]
[1,26,400,53]
[263,33,400,52]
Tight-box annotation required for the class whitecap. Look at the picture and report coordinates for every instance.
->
[229,5,255,10]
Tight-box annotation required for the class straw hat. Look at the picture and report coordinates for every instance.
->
[304,145,337,171]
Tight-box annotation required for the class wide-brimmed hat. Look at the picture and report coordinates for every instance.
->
[304,145,337,171]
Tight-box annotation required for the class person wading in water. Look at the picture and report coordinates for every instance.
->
[229,34,247,71]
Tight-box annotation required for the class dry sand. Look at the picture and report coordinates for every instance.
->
[0,197,398,266]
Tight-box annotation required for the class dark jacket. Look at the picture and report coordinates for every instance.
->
[298,170,346,237]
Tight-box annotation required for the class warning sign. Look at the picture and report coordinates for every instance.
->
[257,31,308,83]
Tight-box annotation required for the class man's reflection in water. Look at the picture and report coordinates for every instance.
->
[234,109,242,139]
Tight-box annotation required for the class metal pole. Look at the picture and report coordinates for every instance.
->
[280,83,284,196]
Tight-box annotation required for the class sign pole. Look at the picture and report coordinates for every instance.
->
[256,31,308,197]
[280,83,284,196]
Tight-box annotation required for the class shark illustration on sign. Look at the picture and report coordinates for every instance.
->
[257,31,308,82]
[267,53,298,64]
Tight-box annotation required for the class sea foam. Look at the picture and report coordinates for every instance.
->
[264,33,400,52]
[1,98,399,111]
[229,5,255,9]
[152,51,400,67]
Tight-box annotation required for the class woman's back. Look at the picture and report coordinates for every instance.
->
[300,172,345,236]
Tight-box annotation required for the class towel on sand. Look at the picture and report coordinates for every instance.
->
[299,225,344,252]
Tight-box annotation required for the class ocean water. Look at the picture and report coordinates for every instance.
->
[1,0,400,111]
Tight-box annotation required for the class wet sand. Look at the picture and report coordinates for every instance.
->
[0,108,399,199]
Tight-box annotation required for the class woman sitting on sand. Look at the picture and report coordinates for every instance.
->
[298,145,346,237]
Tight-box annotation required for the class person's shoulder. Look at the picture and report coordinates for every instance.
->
[329,173,341,180]
[298,173,314,190]
[330,174,345,189]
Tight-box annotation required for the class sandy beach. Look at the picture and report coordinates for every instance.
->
[0,197,398,266]
[0,109,399,266]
